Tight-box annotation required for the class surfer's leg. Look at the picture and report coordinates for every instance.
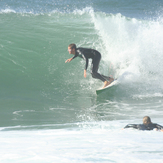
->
[91,71,106,82]
[91,65,106,82]
[91,53,114,88]
[101,75,111,81]
[91,53,106,82]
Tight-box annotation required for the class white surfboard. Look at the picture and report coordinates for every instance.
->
[96,80,118,95]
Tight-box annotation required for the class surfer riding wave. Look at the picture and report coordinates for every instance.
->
[65,44,114,88]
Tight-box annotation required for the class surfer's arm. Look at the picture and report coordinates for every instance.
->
[65,54,78,63]
[85,58,89,70]
[65,58,73,63]
[83,57,88,78]
[84,69,87,78]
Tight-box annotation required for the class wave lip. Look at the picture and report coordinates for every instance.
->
[0,9,16,13]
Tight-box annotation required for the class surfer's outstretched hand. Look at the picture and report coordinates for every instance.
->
[65,58,73,63]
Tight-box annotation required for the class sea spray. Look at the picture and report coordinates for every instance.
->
[90,11,163,91]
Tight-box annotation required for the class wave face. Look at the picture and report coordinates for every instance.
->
[1,1,163,127]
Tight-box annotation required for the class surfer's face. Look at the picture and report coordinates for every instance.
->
[68,47,75,55]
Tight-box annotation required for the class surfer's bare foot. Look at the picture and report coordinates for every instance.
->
[103,78,114,88]
[109,77,114,84]
[103,81,110,88]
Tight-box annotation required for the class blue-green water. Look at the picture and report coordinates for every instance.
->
[0,0,163,162]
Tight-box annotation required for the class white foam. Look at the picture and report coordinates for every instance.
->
[133,93,163,99]
[0,121,163,162]
[90,11,163,88]
[73,7,94,15]
[0,9,16,13]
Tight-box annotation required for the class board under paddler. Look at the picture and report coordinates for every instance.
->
[96,80,118,95]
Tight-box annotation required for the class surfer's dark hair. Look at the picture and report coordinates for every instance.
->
[68,43,76,50]
[143,116,152,125]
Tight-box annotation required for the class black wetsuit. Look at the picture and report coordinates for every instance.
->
[124,123,163,131]
[72,47,110,82]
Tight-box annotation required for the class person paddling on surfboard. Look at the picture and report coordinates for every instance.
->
[123,116,163,131]
[65,43,114,88]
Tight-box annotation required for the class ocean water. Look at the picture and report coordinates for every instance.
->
[0,0,163,162]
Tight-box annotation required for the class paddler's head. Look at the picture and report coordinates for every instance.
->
[143,116,152,125]
[68,43,76,55]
